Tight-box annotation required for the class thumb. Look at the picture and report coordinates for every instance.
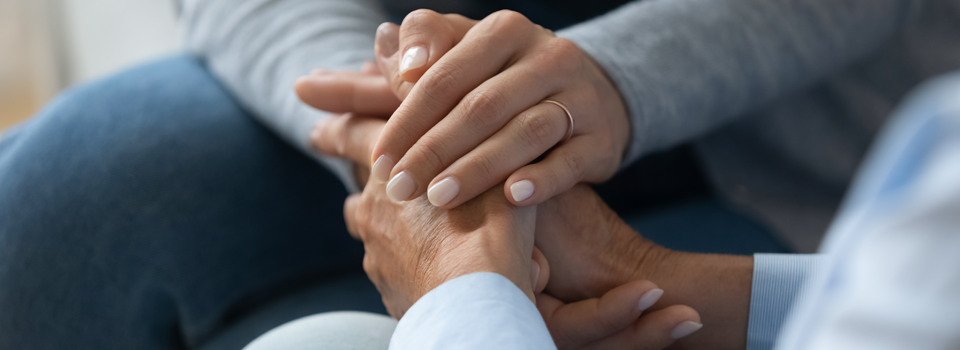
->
[375,12,477,101]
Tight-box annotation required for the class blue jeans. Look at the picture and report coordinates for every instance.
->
[0,56,786,349]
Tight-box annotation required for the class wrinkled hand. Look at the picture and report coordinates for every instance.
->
[313,113,538,317]
[300,9,630,210]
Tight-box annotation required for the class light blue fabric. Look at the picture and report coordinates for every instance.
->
[244,312,397,350]
[748,72,960,350]
[772,71,960,350]
[390,272,556,350]
[746,254,826,350]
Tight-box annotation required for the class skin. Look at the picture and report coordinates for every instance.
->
[342,10,631,209]
[315,113,703,349]
[296,11,752,349]
[311,111,747,350]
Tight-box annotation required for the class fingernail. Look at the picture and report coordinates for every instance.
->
[427,177,460,207]
[375,22,400,57]
[670,321,703,339]
[510,180,535,202]
[636,288,663,311]
[399,46,427,75]
[372,155,395,183]
[386,171,416,202]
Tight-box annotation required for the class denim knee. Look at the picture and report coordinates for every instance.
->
[0,55,363,349]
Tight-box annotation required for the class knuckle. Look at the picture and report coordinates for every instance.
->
[465,154,499,184]
[515,111,555,149]
[562,150,586,180]
[409,139,449,171]
[486,10,531,33]
[596,313,622,339]
[541,38,584,73]
[419,63,463,105]
[362,255,375,275]
[461,89,508,128]
[403,9,442,30]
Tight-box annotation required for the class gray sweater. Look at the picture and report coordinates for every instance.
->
[180,0,960,252]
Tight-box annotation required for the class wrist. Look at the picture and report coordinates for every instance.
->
[420,227,534,303]
[635,251,754,350]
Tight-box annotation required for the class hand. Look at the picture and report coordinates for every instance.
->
[313,113,703,349]
[314,113,538,317]
[534,185,754,350]
[332,10,630,209]
[302,67,748,349]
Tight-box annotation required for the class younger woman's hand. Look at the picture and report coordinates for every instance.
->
[366,10,630,209]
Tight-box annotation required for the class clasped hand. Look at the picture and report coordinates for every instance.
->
[298,9,703,350]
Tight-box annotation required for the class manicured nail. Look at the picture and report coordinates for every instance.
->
[510,180,535,202]
[386,171,416,202]
[636,288,663,311]
[372,155,395,183]
[427,177,460,207]
[670,321,703,339]
[375,22,400,57]
[399,46,427,75]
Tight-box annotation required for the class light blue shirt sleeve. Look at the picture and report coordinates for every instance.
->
[746,254,827,350]
[389,272,556,350]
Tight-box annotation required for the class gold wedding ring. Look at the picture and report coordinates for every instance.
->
[541,99,574,143]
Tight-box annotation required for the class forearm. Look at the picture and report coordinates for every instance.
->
[648,251,753,350]
[179,0,387,189]
[558,0,923,165]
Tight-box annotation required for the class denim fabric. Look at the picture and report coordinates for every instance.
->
[0,55,384,350]
[0,55,784,350]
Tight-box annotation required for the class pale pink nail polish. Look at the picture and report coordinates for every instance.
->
[510,180,535,202]
[399,46,427,75]
[372,155,395,184]
[671,321,703,339]
[427,177,460,207]
[386,171,416,202]
[637,288,663,311]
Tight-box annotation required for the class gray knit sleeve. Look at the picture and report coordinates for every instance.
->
[179,0,388,191]
[558,0,924,167]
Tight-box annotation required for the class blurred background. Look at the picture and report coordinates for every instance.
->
[0,0,178,131]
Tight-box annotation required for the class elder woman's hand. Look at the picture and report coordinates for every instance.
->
[363,10,630,208]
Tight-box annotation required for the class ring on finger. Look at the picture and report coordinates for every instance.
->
[540,99,574,142]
